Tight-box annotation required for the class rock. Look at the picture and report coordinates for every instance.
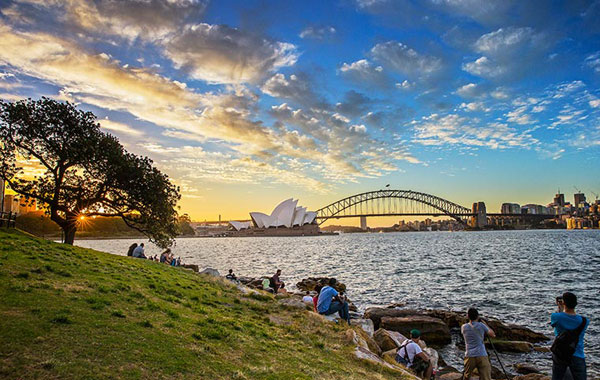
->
[381,348,397,363]
[296,277,346,293]
[278,298,310,310]
[439,373,463,380]
[533,346,550,352]
[423,347,439,370]
[486,340,533,353]
[485,319,548,343]
[349,311,363,320]
[491,364,507,379]
[364,308,424,329]
[380,315,451,345]
[346,328,382,356]
[353,347,419,379]
[237,276,254,284]
[182,264,199,272]
[350,318,375,337]
[373,328,407,352]
[199,267,220,276]
[514,363,541,374]
[512,374,550,380]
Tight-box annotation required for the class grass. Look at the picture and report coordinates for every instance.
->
[0,229,408,380]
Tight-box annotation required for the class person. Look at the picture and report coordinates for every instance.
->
[176,257,181,266]
[132,243,146,259]
[127,243,137,257]
[316,278,350,323]
[160,249,171,263]
[395,329,433,379]
[225,269,237,281]
[461,308,496,380]
[261,278,271,292]
[313,284,323,313]
[269,269,285,294]
[302,291,313,304]
[551,292,589,380]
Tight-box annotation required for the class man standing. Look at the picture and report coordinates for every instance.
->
[551,292,589,380]
[316,278,350,323]
[395,329,433,379]
[461,308,496,380]
[132,243,146,259]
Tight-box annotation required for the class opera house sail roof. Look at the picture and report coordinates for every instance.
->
[229,199,317,231]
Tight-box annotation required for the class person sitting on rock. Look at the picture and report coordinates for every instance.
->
[461,308,496,380]
[395,329,433,379]
[312,284,323,312]
[269,269,285,294]
[316,278,350,323]
[225,269,237,282]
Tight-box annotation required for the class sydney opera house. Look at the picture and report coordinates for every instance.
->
[227,199,322,236]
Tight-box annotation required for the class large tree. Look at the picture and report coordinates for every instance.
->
[0,98,180,246]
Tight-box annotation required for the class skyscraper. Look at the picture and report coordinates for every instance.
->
[574,193,586,207]
[553,192,565,206]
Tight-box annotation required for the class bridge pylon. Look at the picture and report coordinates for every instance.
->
[360,216,367,230]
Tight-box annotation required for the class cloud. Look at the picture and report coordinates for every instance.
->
[505,106,535,125]
[456,82,486,98]
[463,27,552,81]
[7,0,207,41]
[334,90,374,118]
[163,23,297,84]
[260,73,323,108]
[584,51,600,73]
[412,113,538,149]
[459,102,489,112]
[396,80,414,90]
[299,26,336,40]
[590,99,600,108]
[100,118,144,137]
[370,41,443,78]
[339,59,389,87]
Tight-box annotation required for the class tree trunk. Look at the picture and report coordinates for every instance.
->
[63,224,77,245]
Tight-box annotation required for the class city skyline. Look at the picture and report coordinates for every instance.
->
[0,0,599,221]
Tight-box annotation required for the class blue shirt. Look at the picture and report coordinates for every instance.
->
[316,286,338,313]
[461,322,489,357]
[550,312,589,359]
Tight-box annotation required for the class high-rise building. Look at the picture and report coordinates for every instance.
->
[501,203,521,214]
[574,193,586,207]
[553,192,565,206]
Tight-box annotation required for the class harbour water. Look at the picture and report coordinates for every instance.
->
[76,230,599,377]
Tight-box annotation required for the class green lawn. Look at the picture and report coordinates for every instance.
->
[0,229,405,379]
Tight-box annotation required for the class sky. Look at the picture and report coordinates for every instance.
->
[0,0,599,224]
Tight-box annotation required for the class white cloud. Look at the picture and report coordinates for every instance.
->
[339,59,389,87]
[584,51,600,73]
[490,87,510,99]
[299,26,336,40]
[590,99,600,108]
[456,82,485,98]
[370,41,443,77]
[396,80,414,90]
[163,23,298,84]
[462,56,506,78]
[506,106,534,125]
[459,102,489,112]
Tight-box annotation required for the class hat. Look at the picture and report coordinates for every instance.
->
[410,329,421,338]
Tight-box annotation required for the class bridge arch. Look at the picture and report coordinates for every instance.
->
[315,189,473,225]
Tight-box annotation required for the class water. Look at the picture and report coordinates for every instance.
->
[76,230,600,377]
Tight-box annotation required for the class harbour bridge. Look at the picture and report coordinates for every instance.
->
[315,189,554,228]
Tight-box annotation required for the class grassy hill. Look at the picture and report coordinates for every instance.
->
[0,229,406,379]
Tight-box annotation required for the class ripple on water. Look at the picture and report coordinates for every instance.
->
[76,229,600,377]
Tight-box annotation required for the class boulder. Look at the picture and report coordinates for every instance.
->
[514,363,541,375]
[374,328,407,352]
[423,347,439,370]
[380,315,451,345]
[296,277,346,293]
[346,328,382,356]
[350,318,375,337]
[182,264,199,272]
[237,276,254,284]
[278,297,310,310]
[353,347,419,379]
[512,374,550,380]
[485,319,548,343]
[199,267,220,276]
[533,346,550,353]
[364,307,424,329]
[486,340,533,353]
[381,348,397,363]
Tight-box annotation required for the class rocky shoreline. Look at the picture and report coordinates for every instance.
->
[234,274,554,380]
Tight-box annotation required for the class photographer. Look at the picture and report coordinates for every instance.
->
[316,278,350,323]
[461,308,496,380]
[551,292,589,380]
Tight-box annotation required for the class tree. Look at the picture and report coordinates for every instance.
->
[178,213,195,236]
[0,98,180,246]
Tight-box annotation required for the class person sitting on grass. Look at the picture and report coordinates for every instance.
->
[395,329,433,379]
[127,243,137,257]
[160,249,171,263]
[132,243,146,259]
[316,278,350,323]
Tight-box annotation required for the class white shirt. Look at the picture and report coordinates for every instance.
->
[302,295,313,303]
[397,340,422,366]
[132,245,145,257]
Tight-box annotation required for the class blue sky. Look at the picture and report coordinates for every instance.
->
[0,0,599,221]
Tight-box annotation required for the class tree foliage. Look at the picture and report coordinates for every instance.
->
[0,98,180,247]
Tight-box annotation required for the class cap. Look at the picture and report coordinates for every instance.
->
[410,329,421,338]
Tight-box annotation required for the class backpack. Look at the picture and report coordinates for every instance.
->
[395,340,412,366]
[551,316,587,365]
